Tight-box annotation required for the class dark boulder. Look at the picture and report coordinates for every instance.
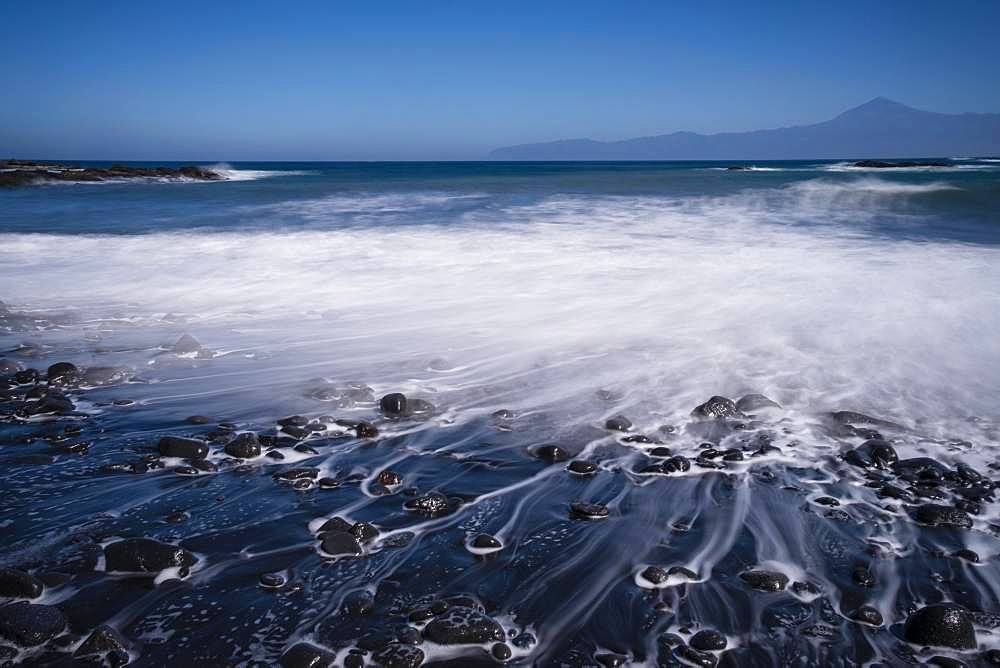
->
[844,439,898,469]
[403,492,451,515]
[280,642,336,668]
[605,415,632,431]
[914,505,973,529]
[0,601,66,646]
[0,568,43,599]
[740,570,789,592]
[46,362,80,387]
[157,436,208,460]
[104,538,196,573]
[74,624,129,661]
[692,396,740,419]
[532,444,569,463]
[570,502,609,519]
[567,459,597,475]
[319,531,363,557]
[372,643,424,668]
[690,629,727,651]
[380,393,408,416]
[735,394,781,413]
[224,432,261,458]
[471,534,502,550]
[81,366,132,387]
[904,603,976,649]
[423,606,505,644]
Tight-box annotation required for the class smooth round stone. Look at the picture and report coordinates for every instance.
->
[567,459,597,475]
[157,436,209,460]
[953,549,979,563]
[605,415,632,431]
[532,444,568,463]
[814,496,840,507]
[318,477,340,489]
[265,450,285,460]
[46,362,80,387]
[422,606,505,644]
[104,538,196,573]
[492,642,513,661]
[0,568,43,599]
[279,642,336,668]
[377,469,402,485]
[0,602,67,646]
[354,422,379,438]
[223,432,260,459]
[595,653,628,667]
[690,629,727,651]
[740,570,789,592]
[904,603,976,649]
[379,392,407,416]
[850,606,883,626]
[344,590,375,616]
[319,531,363,557]
[640,566,668,584]
[570,502,609,519]
[471,534,502,550]
[649,446,672,457]
[259,573,285,588]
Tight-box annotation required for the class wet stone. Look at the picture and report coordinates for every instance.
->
[0,568,43,599]
[318,477,340,489]
[691,395,740,419]
[224,432,261,458]
[344,590,375,616]
[595,652,627,667]
[740,570,789,592]
[471,533,502,550]
[649,446,672,457]
[567,459,597,475]
[46,362,80,387]
[157,436,209,460]
[674,645,718,667]
[319,531,363,557]
[849,605,883,626]
[953,549,979,563]
[492,642,513,661]
[914,504,973,529]
[372,643,424,668]
[260,573,285,588]
[904,603,976,649]
[422,606,505,644]
[280,642,336,668]
[378,469,402,485]
[74,624,128,660]
[532,444,569,463]
[814,496,840,507]
[735,393,781,412]
[352,522,379,543]
[265,450,285,460]
[852,566,876,588]
[404,492,451,515]
[605,415,632,431]
[641,566,668,584]
[570,502,609,519]
[355,421,379,438]
[379,392,408,416]
[0,601,67,646]
[104,538,196,573]
[690,629,727,651]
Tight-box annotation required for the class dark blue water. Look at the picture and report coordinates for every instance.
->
[1,160,999,666]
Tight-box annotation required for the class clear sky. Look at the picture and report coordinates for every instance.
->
[2,0,998,160]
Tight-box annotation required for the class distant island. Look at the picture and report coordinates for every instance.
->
[489,97,1000,160]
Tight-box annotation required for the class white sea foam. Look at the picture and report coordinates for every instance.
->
[2,184,998,439]
[206,162,309,181]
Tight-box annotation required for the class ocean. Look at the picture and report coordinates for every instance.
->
[1,160,999,666]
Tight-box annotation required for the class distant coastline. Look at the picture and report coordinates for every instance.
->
[490,98,1000,161]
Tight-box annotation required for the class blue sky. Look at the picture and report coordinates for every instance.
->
[2,1,998,160]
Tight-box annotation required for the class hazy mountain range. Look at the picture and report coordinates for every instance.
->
[489,98,1000,160]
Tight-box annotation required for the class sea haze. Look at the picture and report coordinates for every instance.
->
[0,160,999,665]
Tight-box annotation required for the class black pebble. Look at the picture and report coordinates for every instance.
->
[690,629,727,651]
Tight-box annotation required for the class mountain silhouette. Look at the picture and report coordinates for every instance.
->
[489,98,1000,160]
